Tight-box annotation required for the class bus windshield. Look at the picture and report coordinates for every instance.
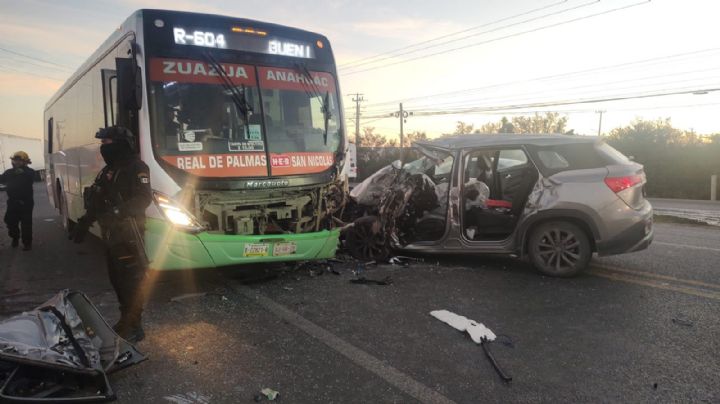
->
[148,58,341,177]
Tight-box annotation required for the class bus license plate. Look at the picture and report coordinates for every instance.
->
[244,243,269,257]
[273,242,297,256]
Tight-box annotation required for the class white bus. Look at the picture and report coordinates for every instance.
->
[44,9,347,270]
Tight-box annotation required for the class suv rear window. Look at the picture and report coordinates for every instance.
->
[537,150,569,170]
[533,143,608,174]
[596,141,631,164]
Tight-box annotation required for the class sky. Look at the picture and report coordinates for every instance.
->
[1,0,720,142]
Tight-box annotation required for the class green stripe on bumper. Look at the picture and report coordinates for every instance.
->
[144,218,340,270]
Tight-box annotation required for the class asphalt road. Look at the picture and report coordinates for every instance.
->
[1,185,719,403]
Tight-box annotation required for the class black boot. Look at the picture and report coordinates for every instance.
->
[112,317,128,334]
[126,324,145,343]
[22,241,31,251]
[125,313,145,343]
[115,310,145,343]
[11,238,19,248]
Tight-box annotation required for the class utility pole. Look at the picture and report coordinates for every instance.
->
[349,93,364,146]
[596,110,605,136]
[399,103,404,148]
[393,102,411,147]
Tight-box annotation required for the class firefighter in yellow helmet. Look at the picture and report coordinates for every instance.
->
[0,151,35,250]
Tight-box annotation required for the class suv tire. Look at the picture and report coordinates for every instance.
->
[528,221,591,277]
[344,216,389,261]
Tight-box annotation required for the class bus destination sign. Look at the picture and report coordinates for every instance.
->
[173,27,314,59]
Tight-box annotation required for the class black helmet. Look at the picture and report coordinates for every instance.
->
[95,126,135,149]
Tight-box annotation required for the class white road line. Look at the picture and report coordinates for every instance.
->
[235,286,457,404]
[653,240,720,252]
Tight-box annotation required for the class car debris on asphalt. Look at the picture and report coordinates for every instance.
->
[349,276,394,286]
[170,292,208,302]
[255,387,279,401]
[388,256,424,266]
[292,260,339,278]
[170,291,229,303]
[430,309,512,383]
[671,317,694,327]
[163,391,212,404]
[430,310,496,343]
[0,290,146,402]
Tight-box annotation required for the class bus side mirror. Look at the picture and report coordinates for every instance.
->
[116,58,142,111]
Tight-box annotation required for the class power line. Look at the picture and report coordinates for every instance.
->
[0,55,71,73]
[339,0,572,69]
[341,0,600,71]
[342,0,651,76]
[0,46,72,71]
[353,74,720,118]
[359,84,720,119]
[358,117,392,125]
[604,100,720,113]
[359,101,720,118]
[402,85,720,118]
[0,64,64,80]
[358,47,720,109]
[395,70,720,112]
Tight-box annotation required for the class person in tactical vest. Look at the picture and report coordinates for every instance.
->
[1,151,35,251]
[71,126,152,343]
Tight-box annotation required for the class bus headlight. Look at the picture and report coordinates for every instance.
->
[153,192,205,232]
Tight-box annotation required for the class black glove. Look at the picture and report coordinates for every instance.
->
[70,217,91,243]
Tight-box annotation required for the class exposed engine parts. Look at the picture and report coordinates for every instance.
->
[191,179,347,235]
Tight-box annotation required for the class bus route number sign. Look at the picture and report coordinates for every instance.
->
[174,28,227,48]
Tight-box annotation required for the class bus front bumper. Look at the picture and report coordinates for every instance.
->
[144,219,340,270]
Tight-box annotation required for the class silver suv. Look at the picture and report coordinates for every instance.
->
[345,134,653,277]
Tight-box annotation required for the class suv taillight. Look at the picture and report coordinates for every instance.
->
[604,175,644,193]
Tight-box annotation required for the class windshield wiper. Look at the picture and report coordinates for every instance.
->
[293,62,332,145]
[322,91,331,145]
[203,52,254,137]
[293,62,322,99]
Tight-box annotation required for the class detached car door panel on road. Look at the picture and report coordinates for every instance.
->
[344,134,654,277]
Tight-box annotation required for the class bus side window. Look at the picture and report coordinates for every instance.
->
[101,69,118,127]
[47,117,53,153]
